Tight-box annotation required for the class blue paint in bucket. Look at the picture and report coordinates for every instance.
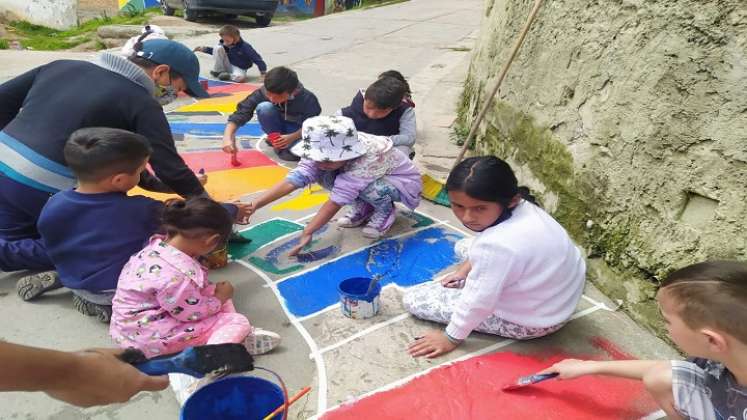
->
[337,277,381,319]
[181,376,284,420]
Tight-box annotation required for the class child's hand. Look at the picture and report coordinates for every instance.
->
[259,73,266,82]
[440,272,466,289]
[539,359,595,380]
[214,281,234,303]
[273,134,293,150]
[233,202,253,224]
[196,172,208,186]
[289,233,312,257]
[222,136,237,154]
[408,330,459,358]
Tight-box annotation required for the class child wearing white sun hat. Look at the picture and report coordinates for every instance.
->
[249,115,422,253]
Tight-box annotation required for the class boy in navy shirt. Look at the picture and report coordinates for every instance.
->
[29,128,246,322]
[194,25,267,83]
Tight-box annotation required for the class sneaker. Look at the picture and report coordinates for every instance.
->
[209,70,221,78]
[361,206,397,239]
[72,295,112,323]
[16,271,62,301]
[276,148,300,162]
[218,72,231,81]
[244,328,281,356]
[337,201,374,228]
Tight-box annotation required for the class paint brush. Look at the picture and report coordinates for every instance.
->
[366,275,382,296]
[502,372,559,391]
[262,386,311,420]
[118,343,254,378]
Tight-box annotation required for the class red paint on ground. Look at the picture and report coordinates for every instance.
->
[206,83,259,95]
[322,342,658,420]
[180,150,276,172]
[591,337,634,361]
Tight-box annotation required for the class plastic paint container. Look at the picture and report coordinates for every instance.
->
[181,376,284,420]
[337,277,381,319]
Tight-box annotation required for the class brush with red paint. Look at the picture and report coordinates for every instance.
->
[502,372,559,391]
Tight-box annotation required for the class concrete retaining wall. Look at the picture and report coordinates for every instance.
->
[0,0,78,29]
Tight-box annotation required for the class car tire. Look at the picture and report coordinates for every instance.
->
[184,7,198,21]
[224,14,238,20]
[161,1,175,16]
[255,13,272,27]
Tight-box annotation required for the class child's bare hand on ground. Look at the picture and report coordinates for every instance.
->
[214,281,234,303]
[289,233,313,257]
[539,359,594,380]
[197,173,208,186]
[47,348,169,407]
[408,330,458,358]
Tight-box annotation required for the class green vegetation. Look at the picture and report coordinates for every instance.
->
[4,7,161,51]
[0,39,8,50]
[359,0,409,8]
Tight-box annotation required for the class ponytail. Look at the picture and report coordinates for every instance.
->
[162,197,233,242]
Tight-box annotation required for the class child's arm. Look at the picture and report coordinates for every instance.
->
[241,43,267,75]
[0,341,168,407]
[0,66,42,129]
[157,276,223,323]
[390,107,416,148]
[289,200,342,256]
[251,180,298,213]
[540,359,666,380]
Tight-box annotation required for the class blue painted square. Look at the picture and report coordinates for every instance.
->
[276,226,462,317]
[168,122,263,137]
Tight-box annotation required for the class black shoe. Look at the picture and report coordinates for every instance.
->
[276,148,301,162]
[16,271,62,301]
[229,231,252,244]
[218,72,231,81]
[72,295,112,323]
[209,70,221,78]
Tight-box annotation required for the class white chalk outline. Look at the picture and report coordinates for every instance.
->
[234,259,330,413]
[309,313,412,359]
[639,409,666,420]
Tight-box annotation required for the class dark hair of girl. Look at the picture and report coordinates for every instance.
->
[162,197,233,243]
[446,156,538,210]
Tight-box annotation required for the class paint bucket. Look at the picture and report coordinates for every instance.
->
[337,277,381,319]
[181,376,284,420]
[203,242,229,269]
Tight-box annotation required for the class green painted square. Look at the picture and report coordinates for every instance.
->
[228,219,304,260]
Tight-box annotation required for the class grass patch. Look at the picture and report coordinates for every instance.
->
[359,0,409,9]
[5,7,162,51]
[0,39,9,50]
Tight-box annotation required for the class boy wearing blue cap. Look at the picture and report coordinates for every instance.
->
[0,39,209,299]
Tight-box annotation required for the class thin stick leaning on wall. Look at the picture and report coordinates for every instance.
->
[452,0,545,169]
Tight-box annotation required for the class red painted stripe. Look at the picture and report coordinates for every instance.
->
[180,150,276,172]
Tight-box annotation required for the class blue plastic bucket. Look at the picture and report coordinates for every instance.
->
[337,277,381,319]
[181,376,284,420]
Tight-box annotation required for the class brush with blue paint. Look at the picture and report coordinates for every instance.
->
[118,343,254,378]
[502,372,559,391]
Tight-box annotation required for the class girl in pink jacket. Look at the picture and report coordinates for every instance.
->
[110,198,280,358]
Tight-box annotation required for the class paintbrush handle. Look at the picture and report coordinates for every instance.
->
[262,386,312,420]
[119,348,203,377]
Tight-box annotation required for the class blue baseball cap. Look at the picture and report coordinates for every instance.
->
[138,39,209,98]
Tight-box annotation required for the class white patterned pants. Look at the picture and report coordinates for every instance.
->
[402,281,564,340]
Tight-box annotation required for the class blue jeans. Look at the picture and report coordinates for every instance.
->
[255,101,302,137]
[0,173,54,271]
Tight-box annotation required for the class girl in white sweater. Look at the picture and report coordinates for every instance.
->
[405,156,586,358]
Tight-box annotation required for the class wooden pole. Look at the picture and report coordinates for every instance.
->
[452,0,544,169]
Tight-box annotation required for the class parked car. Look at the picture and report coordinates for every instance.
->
[160,0,279,26]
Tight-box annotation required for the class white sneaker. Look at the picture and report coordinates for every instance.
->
[244,328,281,355]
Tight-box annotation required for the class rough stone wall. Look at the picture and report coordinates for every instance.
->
[459,0,747,334]
[0,0,78,29]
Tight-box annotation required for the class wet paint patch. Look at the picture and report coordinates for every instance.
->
[228,219,304,260]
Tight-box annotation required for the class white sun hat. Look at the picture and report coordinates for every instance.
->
[290,116,369,162]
